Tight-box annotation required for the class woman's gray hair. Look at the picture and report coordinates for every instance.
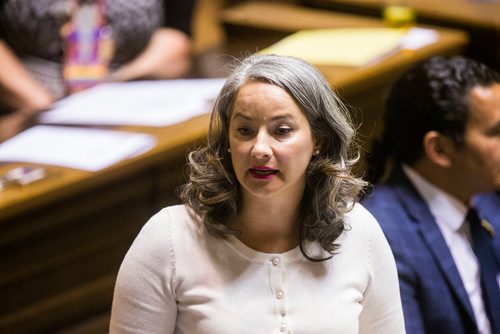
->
[179,54,366,261]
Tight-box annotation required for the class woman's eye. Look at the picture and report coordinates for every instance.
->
[275,126,292,137]
[237,127,253,136]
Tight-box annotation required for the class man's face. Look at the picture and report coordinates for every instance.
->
[450,83,500,196]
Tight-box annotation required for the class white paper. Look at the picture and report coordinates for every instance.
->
[40,78,226,126]
[0,125,156,171]
[401,28,439,50]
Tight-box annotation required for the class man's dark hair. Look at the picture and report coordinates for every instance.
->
[366,55,500,185]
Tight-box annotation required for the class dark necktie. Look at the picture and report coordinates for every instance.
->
[467,208,500,333]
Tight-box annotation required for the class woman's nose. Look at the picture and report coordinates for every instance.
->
[251,131,272,159]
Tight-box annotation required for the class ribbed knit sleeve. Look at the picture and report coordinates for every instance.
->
[357,204,406,333]
[110,208,178,334]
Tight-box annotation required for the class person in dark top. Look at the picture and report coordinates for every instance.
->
[0,0,196,140]
[362,55,500,334]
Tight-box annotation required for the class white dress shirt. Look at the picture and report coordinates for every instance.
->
[403,165,491,334]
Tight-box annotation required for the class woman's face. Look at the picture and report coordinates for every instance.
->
[228,81,319,201]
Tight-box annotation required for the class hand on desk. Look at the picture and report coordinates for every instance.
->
[109,28,192,82]
[0,26,192,142]
[0,111,40,143]
[0,40,54,141]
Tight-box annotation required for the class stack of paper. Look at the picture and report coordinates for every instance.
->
[0,78,228,171]
[0,125,156,171]
[40,78,226,127]
[259,27,438,66]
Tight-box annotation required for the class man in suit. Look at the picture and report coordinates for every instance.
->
[362,56,500,334]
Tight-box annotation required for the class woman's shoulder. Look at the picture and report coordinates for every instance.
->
[134,204,201,245]
[338,203,398,283]
[342,202,388,248]
[345,202,379,230]
[144,204,203,235]
[158,204,196,220]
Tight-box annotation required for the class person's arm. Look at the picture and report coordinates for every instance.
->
[109,27,192,82]
[0,111,38,142]
[0,40,54,112]
[358,210,407,334]
[110,209,178,333]
[109,0,196,82]
[396,253,426,333]
[0,40,54,141]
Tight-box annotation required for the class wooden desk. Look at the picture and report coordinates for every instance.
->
[306,0,500,29]
[0,116,209,332]
[0,2,467,332]
[222,2,467,92]
[305,0,500,69]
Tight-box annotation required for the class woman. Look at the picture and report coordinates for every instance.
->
[110,54,405,333]
[0,0,195,140]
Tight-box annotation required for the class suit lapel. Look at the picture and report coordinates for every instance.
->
[473,193,500,275]
[390,169,477,325]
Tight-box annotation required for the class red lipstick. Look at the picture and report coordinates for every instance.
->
[249,166,279,180]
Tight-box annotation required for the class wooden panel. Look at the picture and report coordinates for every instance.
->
[305,0,500,29]
[221,1,468,95]
[0,172,153,332]
[305,0,500,69]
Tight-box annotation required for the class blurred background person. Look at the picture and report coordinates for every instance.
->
[362,55,500,334]
[0,0,196,141]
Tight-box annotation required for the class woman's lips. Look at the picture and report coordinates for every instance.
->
[249,167,279,179]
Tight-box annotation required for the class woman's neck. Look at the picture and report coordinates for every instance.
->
[233,195,302,253]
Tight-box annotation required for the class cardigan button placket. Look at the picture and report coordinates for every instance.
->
[269,256,289,333]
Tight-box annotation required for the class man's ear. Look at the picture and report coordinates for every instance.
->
[422,131,454,168]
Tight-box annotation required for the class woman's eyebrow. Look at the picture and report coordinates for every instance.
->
[232,112,252,121]
[232,112,295,122]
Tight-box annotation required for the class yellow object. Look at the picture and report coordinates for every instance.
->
[383,5,416,27]
[259,28,407,67]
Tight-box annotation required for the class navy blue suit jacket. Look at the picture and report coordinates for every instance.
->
[362,168,500,334]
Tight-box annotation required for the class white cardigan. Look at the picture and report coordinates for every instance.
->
[110,204,405,334]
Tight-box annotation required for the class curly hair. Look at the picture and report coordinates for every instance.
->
[366,55,500,185]
[179,54,366,261]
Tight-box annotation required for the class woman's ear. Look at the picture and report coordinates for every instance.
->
[313,135,324,155]
[422,131,454,168]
